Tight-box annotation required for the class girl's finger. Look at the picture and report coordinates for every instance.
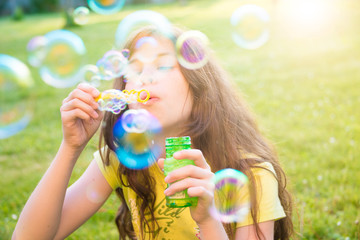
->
[164,165,214,183]
[63,88,99,109]
[61,108,93,122]
[77,82,100,98]
[173,149,211,170]
[187,186,214,200]
[164,178,214,196]
[157,158,165,171]
[61,98,99,119]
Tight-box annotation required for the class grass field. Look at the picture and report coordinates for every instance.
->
[1,0,360,239]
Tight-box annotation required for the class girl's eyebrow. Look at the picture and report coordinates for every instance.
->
[129,52,175,63]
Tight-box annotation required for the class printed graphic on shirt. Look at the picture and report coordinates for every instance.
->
[142,197,187,238]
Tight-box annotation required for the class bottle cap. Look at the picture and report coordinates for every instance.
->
[165,136,191,146]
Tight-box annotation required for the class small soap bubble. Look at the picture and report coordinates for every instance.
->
[121,109,150,133]
[27,36,48,67]
[39,30,86,88]
[210,168,250,223]
[113,109,162,169]
[87,0,125,15]
[115,10,174,49]
[230,4,270,50]
[176,30,209,70]
[0,54,34,139]
[73,6,90,25]
[122,49,130,59]
[96,50,128,80]
[11,214,17,220]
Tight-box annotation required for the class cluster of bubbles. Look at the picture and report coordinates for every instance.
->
[0,54,34,139]
[27,29,87,88]
[210,168,250,223]
[113,109,162,169]
[230,4,270,50]
[96,89,149,114]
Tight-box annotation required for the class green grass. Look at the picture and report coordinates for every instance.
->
[1,0,360,239]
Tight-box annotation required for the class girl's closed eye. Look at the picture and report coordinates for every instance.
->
[156,55,177,71]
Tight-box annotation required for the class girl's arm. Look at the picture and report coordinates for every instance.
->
[12,83,110,239]
[235,221,274,240]
[12,155,112,240]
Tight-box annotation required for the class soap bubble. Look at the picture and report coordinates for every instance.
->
[125,42,177,86]
[176,30,209,69]
[73,6,90,25]
[121,109,154,133]
[134,36,159,63]
[0,54,34,139]
[27,36,48,67]
[88,0,125,15]
[96,50,128,81]
[210,168,250,223]
[79,64,101,87]
[113,109,162,169]
[115,10,174,49]
[39,29,86,88]
[231,4,270,50]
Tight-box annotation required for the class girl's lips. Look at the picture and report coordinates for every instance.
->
[142,97,159,105]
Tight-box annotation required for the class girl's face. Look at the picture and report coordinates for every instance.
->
[125,36,193,135]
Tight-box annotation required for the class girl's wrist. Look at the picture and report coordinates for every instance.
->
[59,140,85,163]
[197,217,229,240]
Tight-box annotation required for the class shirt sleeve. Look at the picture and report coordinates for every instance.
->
[236,162,286,228]
[94,148,122,190]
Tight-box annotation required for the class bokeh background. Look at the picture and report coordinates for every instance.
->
[1,0,359,239]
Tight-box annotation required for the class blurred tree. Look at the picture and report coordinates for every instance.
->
[32,0,58,12]
[63,0,77,28]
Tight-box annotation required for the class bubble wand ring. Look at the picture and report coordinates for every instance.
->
[137,89,150,103]
[95,89,150,103]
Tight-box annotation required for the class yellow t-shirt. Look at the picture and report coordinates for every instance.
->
[94,150,286,239]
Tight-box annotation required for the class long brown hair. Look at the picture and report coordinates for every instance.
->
[99,25,293,240]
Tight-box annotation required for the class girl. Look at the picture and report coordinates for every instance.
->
[13,26,293,240]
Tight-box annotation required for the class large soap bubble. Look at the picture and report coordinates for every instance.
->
[231,5,270,50]
[0,54,34,139]
[210,168,250,223]
[176,30,209,70]
[113,109,162,169]
[38,29,87,88]
[96,50,128,81]
[88,0,125,15]
[115,10,174,49]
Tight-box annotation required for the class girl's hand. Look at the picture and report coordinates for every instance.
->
[60,83,104,150]
[158,149,215,225]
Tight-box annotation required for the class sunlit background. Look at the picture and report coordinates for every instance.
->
[1,0,359,239]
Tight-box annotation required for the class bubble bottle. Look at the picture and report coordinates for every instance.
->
[164,136,198,208]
